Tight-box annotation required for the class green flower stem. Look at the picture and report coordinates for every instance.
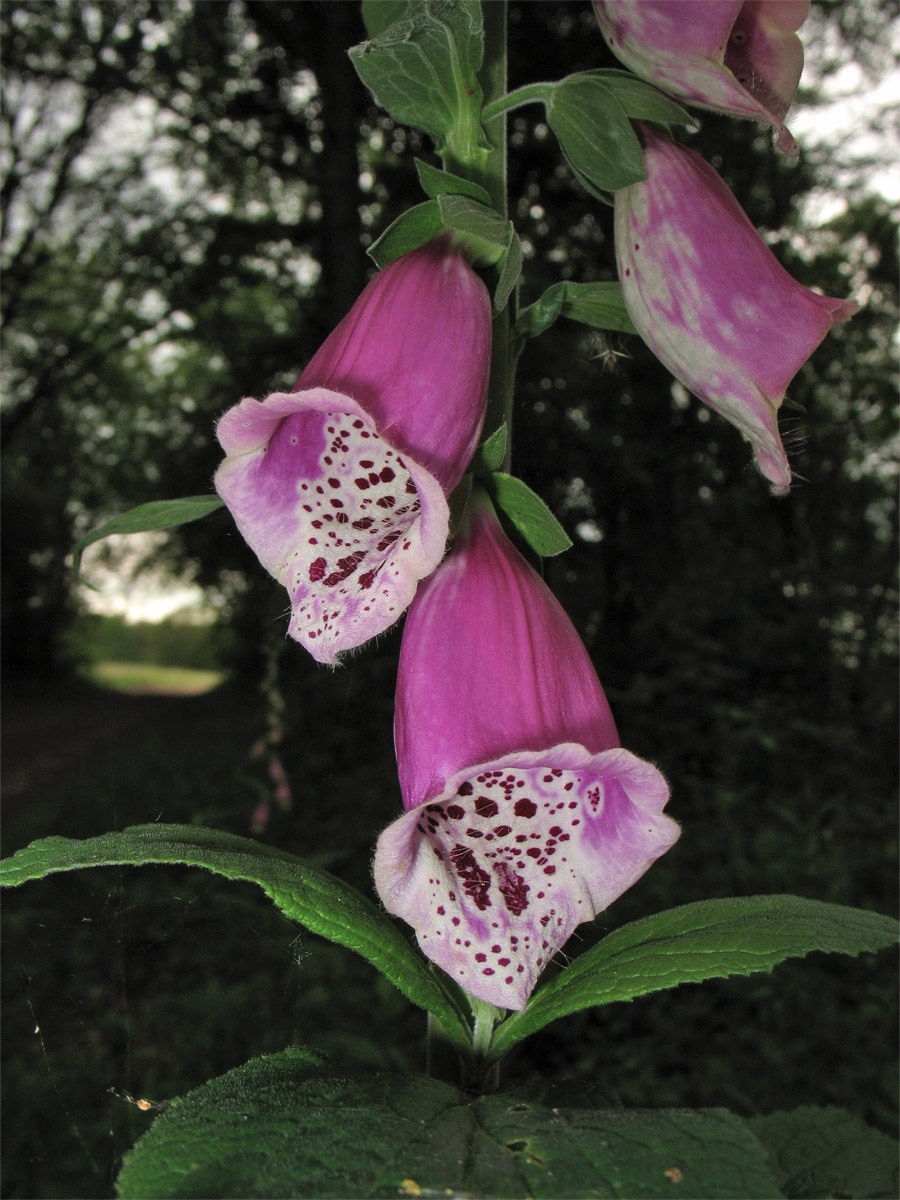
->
[481,81,552,124]
[442,0,513,472]
[428,4,517,1085]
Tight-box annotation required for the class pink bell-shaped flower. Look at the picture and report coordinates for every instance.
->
[615,126,856,495]
[374,490,679,1011]
[215,238,491,664]
[593,0,809,156]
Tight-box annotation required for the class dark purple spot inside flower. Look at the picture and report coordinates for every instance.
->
[322,550,366,587]
[308,557,326,582]
[446,804,464,820]
[450,844,491,910]
[494,861,529,916]
[514,798,537,818]
[475,795,499,819]
[458,782,474,796]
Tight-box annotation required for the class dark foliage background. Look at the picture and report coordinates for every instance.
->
[1,2,897,1197]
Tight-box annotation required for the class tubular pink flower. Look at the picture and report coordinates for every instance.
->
[615,126,856,495]
[593,0,809,155]
[214,239,491,664]
[374,492,679,1010]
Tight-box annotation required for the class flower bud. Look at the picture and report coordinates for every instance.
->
[374,491,679,1010]
[615,126,856,494]
[594,0,809,156]
[215,239,491,663]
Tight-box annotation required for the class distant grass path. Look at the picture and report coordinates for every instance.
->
[80,660,225,696]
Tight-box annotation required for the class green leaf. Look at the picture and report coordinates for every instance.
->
[747,1106,899,1200]
[547,73,646,195]
[0,826,472,1055]
[587,68,699,129]
[367,195,511,269]
[117,1049,783,1199]
[515,280,636,340]
[493,222,522,314]
[437,192,508,246]
[367,199,444,267]
[362,0,410,40]
[414,157,491,204]
[560,280,637,334]
[349,0,486,156]
[486,473,572,558]
[474,424,508,474]
[515,281,567,340]
[489,896,900,1061]
[72,495,224,575]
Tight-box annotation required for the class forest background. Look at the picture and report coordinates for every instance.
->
[1,2,897,1197]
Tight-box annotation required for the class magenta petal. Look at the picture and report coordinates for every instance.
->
[394,493,620,811]
[298,236,491,494]
[615,127,856,494]
[215,388,447,664]
[594,0,809,155]
[374,744,679,1010]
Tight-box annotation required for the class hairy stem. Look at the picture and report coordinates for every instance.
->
[481,81,551,124]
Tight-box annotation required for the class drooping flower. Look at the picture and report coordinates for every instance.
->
[593,0,809,156]
[373,490,679,1011]
[615,125,856,494]
[215,237,491,664]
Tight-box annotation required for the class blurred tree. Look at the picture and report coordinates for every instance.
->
[1,0,370,678]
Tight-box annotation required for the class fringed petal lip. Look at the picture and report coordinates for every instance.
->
[375,744,679,1011]
[215,388,448,664]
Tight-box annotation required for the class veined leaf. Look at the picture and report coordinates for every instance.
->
[367,199,444,267]
[350,0,486,155]
[474,424,508,474]
[0,825,472,1055]
[486,473,572,558]
[516,280,636,340]
[415,158,491,204]
[488,895,899,1061]
[586,68,698,129]
[547,73,645,195]
[117,1048,784,1199]
[747,1105,899,1199]
[72,495,224,575]
[362,0,409,40]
